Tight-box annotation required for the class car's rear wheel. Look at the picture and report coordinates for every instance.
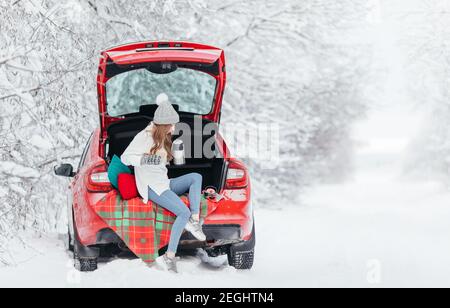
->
[73,240,98,272]
[65,204,75,253]
[228,247,254,269]
[74,251,98,272]
[72,212,99,272]
[227,223,255,270]
[68,228,74,252]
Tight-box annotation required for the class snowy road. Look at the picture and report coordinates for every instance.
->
[2,157,450,288]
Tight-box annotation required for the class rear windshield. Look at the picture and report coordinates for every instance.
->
[106,67,216,116]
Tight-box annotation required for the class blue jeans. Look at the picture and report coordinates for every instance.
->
[147,173,203,254]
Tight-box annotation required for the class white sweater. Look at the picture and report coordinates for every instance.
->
[121,122,170,203]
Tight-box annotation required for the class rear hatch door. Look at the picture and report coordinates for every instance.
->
[97,42,226,144]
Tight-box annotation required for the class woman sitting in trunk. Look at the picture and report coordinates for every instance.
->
[121,93,206,273]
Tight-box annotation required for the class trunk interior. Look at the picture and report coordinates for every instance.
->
[105,115,227,191]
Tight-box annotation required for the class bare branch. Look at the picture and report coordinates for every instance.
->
[37,154,81,168]
[0,86,42,101]
[226,9,291,47]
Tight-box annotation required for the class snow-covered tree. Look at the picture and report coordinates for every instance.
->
[195,1,374,203]
[393,0,450,181]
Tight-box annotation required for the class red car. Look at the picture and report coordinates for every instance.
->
[54,41,255,271]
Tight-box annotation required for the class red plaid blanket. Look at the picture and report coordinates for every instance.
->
[93,192,215,263]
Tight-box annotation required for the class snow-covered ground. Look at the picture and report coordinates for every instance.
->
[1,153,450,288]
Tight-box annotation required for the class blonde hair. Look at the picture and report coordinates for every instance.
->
[148,123,173,161]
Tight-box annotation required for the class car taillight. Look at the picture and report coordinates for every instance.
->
[225,160,248,189]
[90,172,109,183]
[86,163,112,192]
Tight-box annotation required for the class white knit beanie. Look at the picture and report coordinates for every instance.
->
[153,93,180,125]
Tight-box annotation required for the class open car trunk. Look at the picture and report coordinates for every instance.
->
[105,114,227,192]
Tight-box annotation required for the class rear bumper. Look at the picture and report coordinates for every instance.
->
[94,223,243,246]
[204,224,241,240]
[181,224,241,242]
[79,223,254,259]
[79,188,253,246]
[178,223,248,250]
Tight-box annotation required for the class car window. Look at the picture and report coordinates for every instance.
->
[77,133,93,171]
[105,67,216,116]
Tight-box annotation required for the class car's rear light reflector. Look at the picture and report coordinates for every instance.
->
[225,160,248,189]
[87,163,112,193]
[227,168,245,180]
[90,172,109,183]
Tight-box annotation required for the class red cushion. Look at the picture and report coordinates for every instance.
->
[117,173,139,200]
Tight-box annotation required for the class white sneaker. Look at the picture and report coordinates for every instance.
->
[155,254,179,273]
[185,217,207,241]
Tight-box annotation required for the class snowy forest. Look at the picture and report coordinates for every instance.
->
[0,0,374,261]
[1,0,450,287]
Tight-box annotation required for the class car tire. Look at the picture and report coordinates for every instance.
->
[228,248,254,270]
[74,251,98,272]
[68,228,74,252]
[73,241,98,272]
[72,214,99,272]
[227,222,255,270]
